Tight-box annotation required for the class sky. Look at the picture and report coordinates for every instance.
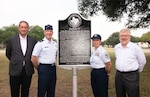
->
[0,0,149,41]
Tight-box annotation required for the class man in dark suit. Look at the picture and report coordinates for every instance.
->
[6,21,37,97]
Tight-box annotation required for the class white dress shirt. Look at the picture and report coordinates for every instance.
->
[114,42,146,72]
[90,46,111,69]
[32,37,58,64]
[19,34,27,56]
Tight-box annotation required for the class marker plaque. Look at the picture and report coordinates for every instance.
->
[58,13,91,65]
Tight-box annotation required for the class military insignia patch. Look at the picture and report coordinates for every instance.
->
[105,53,110,59]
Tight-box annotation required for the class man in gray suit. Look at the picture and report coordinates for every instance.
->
[6,21,37,97]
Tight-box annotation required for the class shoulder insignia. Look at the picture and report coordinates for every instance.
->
[39,39,44,42]
[105,52,110,59]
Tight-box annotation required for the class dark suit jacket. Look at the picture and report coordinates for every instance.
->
[6,34,37,77]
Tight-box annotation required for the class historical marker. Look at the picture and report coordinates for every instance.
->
[58,13,91,65]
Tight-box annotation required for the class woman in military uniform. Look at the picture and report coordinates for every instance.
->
[90,34,112,97]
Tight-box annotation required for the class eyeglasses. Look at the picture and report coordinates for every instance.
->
[120,35,130,37]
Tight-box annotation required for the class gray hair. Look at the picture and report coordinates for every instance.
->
[120,28,131,35]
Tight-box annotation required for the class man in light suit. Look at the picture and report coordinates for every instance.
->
[6,21,37,97]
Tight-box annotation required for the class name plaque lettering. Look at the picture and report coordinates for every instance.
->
[58,13,91,65]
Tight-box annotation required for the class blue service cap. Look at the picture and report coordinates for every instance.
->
[45,24,53,30]
[91,34,101,40]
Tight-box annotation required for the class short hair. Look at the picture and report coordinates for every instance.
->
[19,21,29,27]
[120,28,131,35]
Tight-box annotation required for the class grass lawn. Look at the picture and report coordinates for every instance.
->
[0,48,150,97]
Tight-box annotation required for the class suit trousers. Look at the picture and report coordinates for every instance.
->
[10,66,32,97]
[91,68,108,97]
[38,65,56,97]
[115,70,140,97]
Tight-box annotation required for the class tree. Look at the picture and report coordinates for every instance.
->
[28,25,44,41]
[103,32,140,47]
[103,32,120,47]
[78,0,150,28]
[140,31,150,48]
[0,29,4,43]
[130,36,140,42]
[28,26,57,42]
[0,25,57,48]
[0,25,44,48]
[1,25,18,44]
[141,31,150,43]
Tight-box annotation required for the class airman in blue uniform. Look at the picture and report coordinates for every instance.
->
[31,25,58,97]
[90,34,112,97]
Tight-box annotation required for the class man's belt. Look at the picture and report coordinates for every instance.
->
[117,70,138,74]
[92,68,105,70]
[39,63,55,66]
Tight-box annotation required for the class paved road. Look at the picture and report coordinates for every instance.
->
[143,49,150,53]
[0,49,5,53]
